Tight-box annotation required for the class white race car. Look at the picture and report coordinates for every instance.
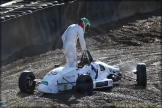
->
[18,51,147,95]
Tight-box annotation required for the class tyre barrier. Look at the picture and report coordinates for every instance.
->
[0,0,64,22]
[0,17,5,21]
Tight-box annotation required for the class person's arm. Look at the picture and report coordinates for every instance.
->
[78,29,87,51]
[61,30,66,44]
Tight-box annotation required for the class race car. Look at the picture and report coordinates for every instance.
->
[18,50,147,95]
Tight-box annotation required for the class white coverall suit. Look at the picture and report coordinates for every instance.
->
[62,24,87,67]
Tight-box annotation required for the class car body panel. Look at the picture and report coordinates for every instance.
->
[38,60,120,94]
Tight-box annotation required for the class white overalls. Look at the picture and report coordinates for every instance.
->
[62,24,87,67]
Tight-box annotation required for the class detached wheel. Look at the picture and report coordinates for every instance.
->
[76,74,93,95]
[19,71,36,94]
[136,63,147,87]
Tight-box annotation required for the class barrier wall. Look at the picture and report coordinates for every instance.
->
[1,0,161,61]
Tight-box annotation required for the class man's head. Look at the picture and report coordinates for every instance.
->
[76,17,90,33]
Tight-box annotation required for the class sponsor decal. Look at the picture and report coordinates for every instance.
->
[87,70,93,78]
[87,70,92,76]
[64,84,67,90]
[48,88,52,92]
[96,81,108,87]
[87,70,91,74]
[40,81,48,85]
[51,71,58,75]
[1,93,7,107]
[91,65,98,79]
[66,75,75,79]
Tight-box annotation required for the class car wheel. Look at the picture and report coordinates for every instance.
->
[76,74,93,95]
[19,71,36,94]
[136,63,147,87]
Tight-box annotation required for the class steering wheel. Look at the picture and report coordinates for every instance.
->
[78,50,93,68]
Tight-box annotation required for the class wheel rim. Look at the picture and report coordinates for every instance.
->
[26,75,35,91]
[83,79,92,94]
[83,82,89,91]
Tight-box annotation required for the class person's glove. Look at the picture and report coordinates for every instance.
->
[83,50,87,55]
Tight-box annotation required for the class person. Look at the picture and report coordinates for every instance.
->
[62,17,90,67]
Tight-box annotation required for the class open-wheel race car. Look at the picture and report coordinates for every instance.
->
[18,50,147,95]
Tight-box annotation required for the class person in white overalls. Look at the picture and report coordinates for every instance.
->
[62,18,90,67]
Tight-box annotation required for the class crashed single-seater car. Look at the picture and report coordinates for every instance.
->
[19,50,147,95]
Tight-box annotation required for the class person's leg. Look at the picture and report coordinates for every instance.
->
[63,48,70,67]
[66,45,77,67]
[70,47,77,67]
[64,45,77,67]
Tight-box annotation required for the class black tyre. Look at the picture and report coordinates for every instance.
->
[136,63,147,87]
[19,71,36,94]
[76,74,93,95]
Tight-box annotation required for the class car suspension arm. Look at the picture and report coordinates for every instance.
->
[122,74,137,82]
[62,77,75,86]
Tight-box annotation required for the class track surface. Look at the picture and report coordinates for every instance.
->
[1,9,162,107]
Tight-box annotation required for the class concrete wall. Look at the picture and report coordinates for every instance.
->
[1,0,161,61]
